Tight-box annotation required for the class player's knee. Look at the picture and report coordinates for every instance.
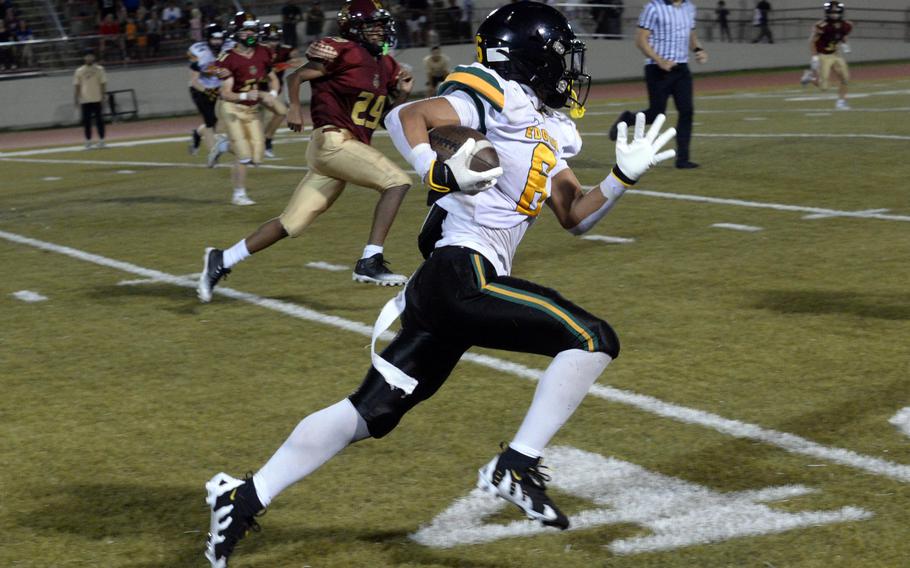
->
[381,171,412,192]
[348,368,409,438]
[589,317,620,359]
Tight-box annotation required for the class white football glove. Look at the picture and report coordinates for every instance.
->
[810,55,820,71]
[841,43,851,54]
[446,138,503,194]
[614,112,676,182]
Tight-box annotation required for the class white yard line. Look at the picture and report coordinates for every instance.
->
[3,227,910,483]
[581,235,636,244]
[711,223,763,232]
[4,156,909,223]
[627,188,910,223]
[305,261,350,272]
[803,208,890,220]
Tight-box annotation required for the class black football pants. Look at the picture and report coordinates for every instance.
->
[81,102,105,141]
[642,63,694,163]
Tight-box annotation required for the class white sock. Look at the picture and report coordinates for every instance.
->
[362,244,383,259]
[252,398,369,507]
[511,349,611,458]
[222,239,250,269]
[233,187,247,196]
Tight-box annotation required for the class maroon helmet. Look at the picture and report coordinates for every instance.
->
[260,22,282,43]
[337,0,395,55]
[230,11,260,46]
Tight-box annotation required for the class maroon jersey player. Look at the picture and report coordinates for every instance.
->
[197,0,414,307]
[801,1,853,110]
[209,11,287,206]
[260,23,301,157]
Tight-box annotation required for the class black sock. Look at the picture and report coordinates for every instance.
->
[265,138,272,150]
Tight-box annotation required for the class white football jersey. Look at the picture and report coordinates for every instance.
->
[188,41,224,89]
[433,63,582,276]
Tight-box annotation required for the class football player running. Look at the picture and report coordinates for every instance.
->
[212,11,287,206]
[203,2,676,565]
[259,23,299,158]
[187,23,226,156]
[800,1,853,110]
[197,0,414,300]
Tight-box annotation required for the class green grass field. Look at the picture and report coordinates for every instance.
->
[2,75,910,567]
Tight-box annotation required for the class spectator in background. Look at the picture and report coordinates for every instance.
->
[97,0,117,21]
[752,0,773,43]
[592,0,623,39]
[423,44,448,92]
[145,8,161,56]
[99,13,125,60]
[162,1,182,38]
[0,19,15,70]
[73,50,107,149]
[281,1,302,47]
[13,18,33,67]
[457,0,472,39]
[124,15,138,59]
[715,0,731,42]
[123,0,141,15]
[190,6,202,41]
[406,0,428,46]
[303,0,324,44]
[438,0,460,42]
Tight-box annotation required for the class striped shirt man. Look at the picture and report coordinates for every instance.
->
[638,0,698,64]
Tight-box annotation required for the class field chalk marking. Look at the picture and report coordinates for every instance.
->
[711,223,763,232]
[305,261,350,272]
[581,235,636,244]
[11,290,48,302]
[890,408,910,438]
[3,228,910,483]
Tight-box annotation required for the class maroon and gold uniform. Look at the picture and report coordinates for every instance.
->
[215,45,275,106]
[814,19,852,54]
[215,45,281,164]
[278,36,410,238]
[813,19,852,89]
[305,37,400,144]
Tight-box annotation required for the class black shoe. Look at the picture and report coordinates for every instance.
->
[608,110,636,141]
[477,446,569,530]
[676,160,700,169]
[197,247,231,303]
[204,473,264,568]
[265,138,273,151]
[352,253,408,286]
[190,129,202,155]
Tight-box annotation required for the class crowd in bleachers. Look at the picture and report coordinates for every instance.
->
[0,0,36,70]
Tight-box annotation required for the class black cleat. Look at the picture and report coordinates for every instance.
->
[675,160,700,169]
[197,247,231,303]
[352,253,408,286]
[204,473,264,568]
[477,446,569,530]
[190,129,202,155]
[608,110,636,141]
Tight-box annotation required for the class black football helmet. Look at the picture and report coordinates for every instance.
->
[337,0,395,56]
[204,23,224,47]
[230,11,260,46]
[475,1,590,111]
[824,1,845,19]
[260,22,282,43]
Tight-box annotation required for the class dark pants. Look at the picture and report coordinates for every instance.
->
[190,87,218,128]
[642,63,694,163]
[753,23,773,43]
[81,102,105,140]
[349,246,619,438]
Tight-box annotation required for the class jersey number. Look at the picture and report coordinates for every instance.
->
[351,92,387,130]
[516,143,557,217]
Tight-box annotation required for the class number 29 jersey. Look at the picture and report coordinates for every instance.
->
[434,63,582,276]
[305,37,401,144]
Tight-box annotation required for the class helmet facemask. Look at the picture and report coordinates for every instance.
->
[490,36,590,112]
[824,1,845,20]
[340,7,396,55]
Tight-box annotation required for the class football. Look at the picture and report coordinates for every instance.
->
[428,125,500,172]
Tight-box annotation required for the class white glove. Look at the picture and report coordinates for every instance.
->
[438,138,503,195]
[810,55,820,71]
[614,112,676,182]
[841,43,851,54]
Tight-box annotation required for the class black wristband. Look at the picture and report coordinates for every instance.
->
[611,165,638,186]
[426,160,461,205]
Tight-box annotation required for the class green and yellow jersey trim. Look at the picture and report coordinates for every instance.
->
[469,254,597,352]
[437,65,505,113]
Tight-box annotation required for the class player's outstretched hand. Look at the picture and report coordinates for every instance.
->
[287,105,304,132]
[445,138,503,195]
[614,112,676,182]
